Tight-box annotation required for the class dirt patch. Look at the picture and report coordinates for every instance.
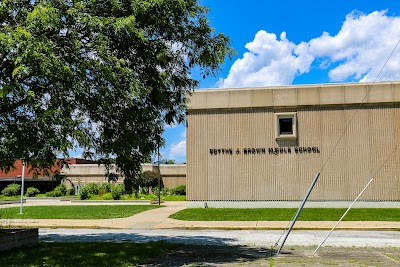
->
[273,246,400,267]
[142,245,400,266]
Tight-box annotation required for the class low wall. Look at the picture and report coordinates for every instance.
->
[0,228,38,252]
[62,163,187,189]
[0,199,25,205]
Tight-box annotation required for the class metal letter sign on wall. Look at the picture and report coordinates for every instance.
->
[209,147,320,155]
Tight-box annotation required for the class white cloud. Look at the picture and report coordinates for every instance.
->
[168,140,186,161]
[165,130,186,162]
[180,129,186,139]
[219,10,400,87]
[219,31,313,87]
[308,10,400,82]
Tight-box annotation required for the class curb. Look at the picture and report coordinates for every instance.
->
[0,199,26,205]
[164,226,400,231]
[4,223,399,231]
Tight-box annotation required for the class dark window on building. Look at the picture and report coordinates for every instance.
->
[275,112,297,140]
[279,118,293,134]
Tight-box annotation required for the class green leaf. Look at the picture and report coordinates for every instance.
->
[27,90,35,97]
[11,65,27,78]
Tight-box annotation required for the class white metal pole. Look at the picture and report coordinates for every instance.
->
[158,142,161,206]
[313,178,374,255]
[19,161,25,214]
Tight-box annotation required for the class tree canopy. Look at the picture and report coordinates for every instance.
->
[0,0,233,177]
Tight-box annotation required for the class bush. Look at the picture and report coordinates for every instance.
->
[45,184,67,197]
[172,185,186,195]
[98,188,106,196]
[101,192,113,200]
[79,186,90,200]
[78,183,101,200]
[56,184,67,195]
[139,186,149,194]
[45,189,62,197]
[111,184,125,200]
[99,183,112,193]
[66,188,75,196]
[153,186,186,196]
[161,187,173,195]
[1,183,21,196]
[84,183,99,195]
[26,187,40,197]
[151,186,159,195]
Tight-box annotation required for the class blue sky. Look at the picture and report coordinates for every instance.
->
[161,0,400,163]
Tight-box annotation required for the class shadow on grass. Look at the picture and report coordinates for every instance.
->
[1,232,279,267]
[142,245,276,266]
[40,231,280,266]
[7,231,397,266]
[0,241,180,267]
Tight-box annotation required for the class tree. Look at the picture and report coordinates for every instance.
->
[157,158,175,164]
[0,0,233,178]
[137,170,160,194]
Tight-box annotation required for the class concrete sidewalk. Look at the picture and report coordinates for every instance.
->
[1,200,399,230]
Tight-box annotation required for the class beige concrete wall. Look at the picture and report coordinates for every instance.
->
[188,81,400,110]
[150,164,186,188]
[187,82,400,201]
[141,164,186,188]
[62,164,186,188]
[162,177,186,188]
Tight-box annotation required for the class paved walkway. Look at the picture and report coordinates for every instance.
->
[39,229,400,247]
[1,200,400,230]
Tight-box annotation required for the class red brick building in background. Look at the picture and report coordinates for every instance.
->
[0,158,97,193]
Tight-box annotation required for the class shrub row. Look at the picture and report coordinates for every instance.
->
[1,184,45,197]
[152,185,186,196]
[1,182,186,199]
[79,183,125,200]
[45,184,74,197]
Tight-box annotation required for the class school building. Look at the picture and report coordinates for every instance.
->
[186,81,400,207]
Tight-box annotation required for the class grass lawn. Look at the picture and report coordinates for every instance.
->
[163,195,186,201]
[0,205,160,219]
[0,241,178,267]
[169,208,400,221]
[0,195,20,200]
